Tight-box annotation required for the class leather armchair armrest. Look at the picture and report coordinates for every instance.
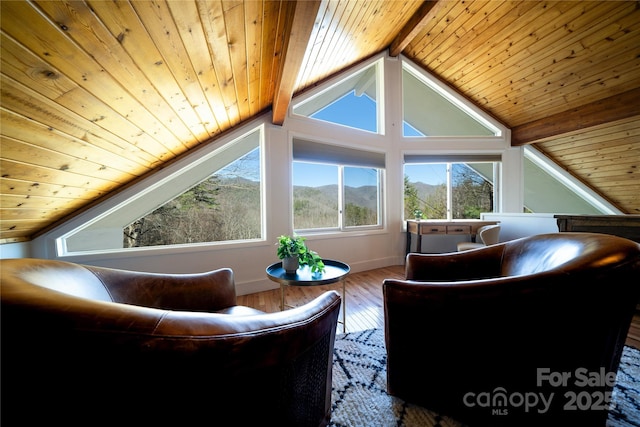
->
[87,266,238,311]
[85,290,342,378]
[154,290,341,339]
[405,243,504,281]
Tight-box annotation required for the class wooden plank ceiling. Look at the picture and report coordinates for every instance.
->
[1,0,639,244]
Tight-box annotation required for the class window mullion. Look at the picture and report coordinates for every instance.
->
[338,166,345,230]
[446,163,453,220]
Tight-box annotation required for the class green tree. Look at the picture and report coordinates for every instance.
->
[345,203,376,226]
[452,165,493,219]
[423,184,447,219]
[404,175,421,218]
[124,177,223,247]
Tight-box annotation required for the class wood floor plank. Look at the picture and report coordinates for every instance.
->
[237,264,640,350]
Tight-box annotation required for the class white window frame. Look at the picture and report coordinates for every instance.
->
[292,157,385,234]
[292,57,385,135]
[56,125,266,256]
[403,155,501,221]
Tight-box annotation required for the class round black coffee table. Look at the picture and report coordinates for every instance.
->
[266,259,350,332]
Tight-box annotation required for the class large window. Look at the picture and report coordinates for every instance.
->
[124,147,261,248]
[404,155,499,220]
[59,127,263,253]
[293,139,384,232]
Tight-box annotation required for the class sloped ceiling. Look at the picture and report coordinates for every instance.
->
[1,0,639,244]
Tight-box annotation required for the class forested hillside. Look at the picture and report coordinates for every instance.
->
[124,168,490,248]
[123,178,380,247]
[292,184,379,229]
[124,176,260,247]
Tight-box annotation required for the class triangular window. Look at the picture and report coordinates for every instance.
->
[523,146,619,214]
[402,63,500,137]
[292,60,382,134]
[59,127,263,254]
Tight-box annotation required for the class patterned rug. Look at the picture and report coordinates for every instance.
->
[330,328,640,427]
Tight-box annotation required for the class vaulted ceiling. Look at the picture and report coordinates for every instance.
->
[1,0,639,244]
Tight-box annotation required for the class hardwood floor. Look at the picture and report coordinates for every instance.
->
[628,311,640,350]
[237,265,640,350]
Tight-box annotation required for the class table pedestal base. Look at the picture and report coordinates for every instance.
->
[267,259,351,334]
[280,279,346,333]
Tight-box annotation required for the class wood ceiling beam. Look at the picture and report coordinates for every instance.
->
[389,1,439,57]
[511,88,640,146]
[272,0,321,125]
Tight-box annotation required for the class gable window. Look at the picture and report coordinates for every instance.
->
[293,139,384,232]
[404,155,500,220]
[123,147,261,248]
[402,63,501,137]
[292,59,383,134]
[59,127,263,254]
[523,146,620,214]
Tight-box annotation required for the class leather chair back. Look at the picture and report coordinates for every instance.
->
[1,258,341,427]
[386,232,640,427]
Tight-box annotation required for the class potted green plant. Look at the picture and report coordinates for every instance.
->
[276,234,325,274]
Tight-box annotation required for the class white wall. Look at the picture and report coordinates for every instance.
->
[481,212,559,242]
[8,53,520,295]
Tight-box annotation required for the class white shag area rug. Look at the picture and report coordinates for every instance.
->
[330,328,640,427]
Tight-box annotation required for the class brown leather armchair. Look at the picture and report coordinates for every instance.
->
[1,258,341,427]
[383,232,640,427]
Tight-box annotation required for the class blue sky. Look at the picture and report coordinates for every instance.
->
[404,163,447,185]
[293,162,338,187]
[311,91,377,132]
[293,162,380,188]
